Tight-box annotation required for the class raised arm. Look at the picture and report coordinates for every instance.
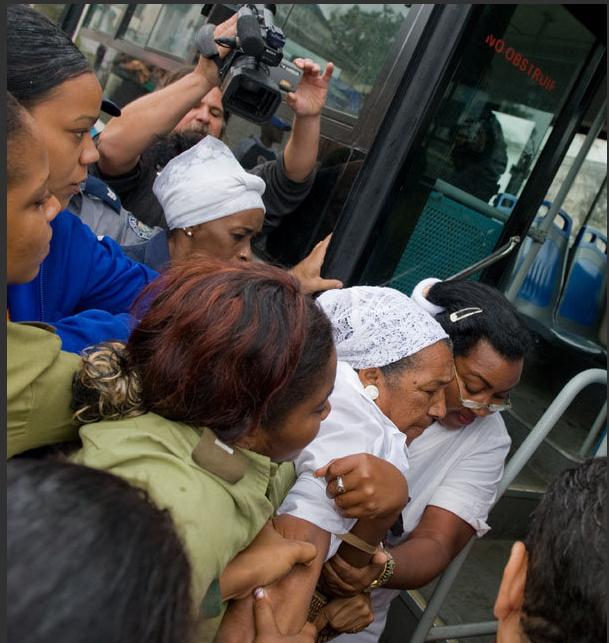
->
[282,59,334,182]
[96,16,237,176]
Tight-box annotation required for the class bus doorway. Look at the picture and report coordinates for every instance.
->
[265,4,606,640]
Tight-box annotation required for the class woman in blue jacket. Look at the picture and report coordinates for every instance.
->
[6,6,164,353]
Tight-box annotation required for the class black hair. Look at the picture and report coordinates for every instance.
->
[522,457,607,643]
[7,459,194,643]
[427,280,532,360]
[7,92,33,185]
[7,5,91,108]
[147,131,208,171]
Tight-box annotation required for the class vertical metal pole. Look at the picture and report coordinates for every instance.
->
[581,176,607,229]
[579,401,607,457]
[505,102,607,302]
[71,4,91,42]
[596,432,607,456]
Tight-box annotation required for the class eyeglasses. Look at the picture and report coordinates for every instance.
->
[454,370,512,413]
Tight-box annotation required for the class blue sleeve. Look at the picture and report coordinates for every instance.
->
[52,311,136,354]
[74,220,159,315]
[8,211,160,354]
[58,219,158,352]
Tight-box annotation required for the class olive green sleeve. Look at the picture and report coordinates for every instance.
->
[73,424,250,608]
[7,322,80,458]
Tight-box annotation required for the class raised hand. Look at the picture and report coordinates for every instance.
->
[320,550,388,597]
[286,58,334,117]
[289,234,343,295]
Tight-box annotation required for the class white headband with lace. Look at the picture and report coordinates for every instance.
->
[317,286,449,369]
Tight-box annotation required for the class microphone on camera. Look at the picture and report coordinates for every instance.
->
[236,10,265,57]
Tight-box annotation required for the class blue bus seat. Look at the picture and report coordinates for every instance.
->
[492,192,518,216]
[552,226,607,347]
[388,189,504,295]
[509,202,572,329]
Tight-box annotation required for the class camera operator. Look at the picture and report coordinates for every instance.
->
[93,13,333,241]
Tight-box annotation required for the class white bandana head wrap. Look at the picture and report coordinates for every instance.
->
[152,136,266,230]
[317,286,449,368]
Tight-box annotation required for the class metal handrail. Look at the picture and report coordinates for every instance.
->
[408,368,607,643]
[446,236,520,281]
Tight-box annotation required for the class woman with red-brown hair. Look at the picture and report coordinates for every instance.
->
[69,258,407,642]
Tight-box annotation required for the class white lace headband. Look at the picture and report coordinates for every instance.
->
[317,286,449,369]
[411,277,484,322]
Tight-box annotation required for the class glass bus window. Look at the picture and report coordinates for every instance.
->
[78,32,167,113]
[30,4,66,24]
[276,4,411,117]
[146,5,205,58]
[121,5,163,47]
[82,4,128,35]
[545,135,607,246]
[358,4,597,294]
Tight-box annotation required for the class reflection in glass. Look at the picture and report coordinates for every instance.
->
[147,5,204,58]
[276,4,410,116]
[358,4,596,294]
[83,4,127,35]
[121,5,163,47]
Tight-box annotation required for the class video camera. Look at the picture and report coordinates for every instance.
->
[199,4,301,124]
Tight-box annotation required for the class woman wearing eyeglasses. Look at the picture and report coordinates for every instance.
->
[320,278,532,643]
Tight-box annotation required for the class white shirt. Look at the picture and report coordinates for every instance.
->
[277,361,409,559]
[334,412,511,643]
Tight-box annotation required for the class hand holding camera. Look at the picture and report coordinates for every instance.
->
[199,4,302,124]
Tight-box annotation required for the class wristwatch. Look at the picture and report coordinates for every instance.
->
[366,546,395,591]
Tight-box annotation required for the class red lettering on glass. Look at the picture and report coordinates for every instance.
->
[484,33,555,92]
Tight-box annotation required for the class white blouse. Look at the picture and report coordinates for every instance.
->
[334,412,511,643]
[277,360,409,559]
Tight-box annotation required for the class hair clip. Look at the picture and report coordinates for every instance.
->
[449,307,483,322]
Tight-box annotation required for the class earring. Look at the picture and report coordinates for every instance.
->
[183,228,194,238]
[364,384,379,400]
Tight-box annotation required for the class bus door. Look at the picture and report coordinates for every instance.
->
[319,4,603,293]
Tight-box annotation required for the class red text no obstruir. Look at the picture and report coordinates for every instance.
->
[485,34,556,92]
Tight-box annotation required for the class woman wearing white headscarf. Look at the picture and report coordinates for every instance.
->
[122,136,342,294]
[325,278,532,643]
[244,286,454,638]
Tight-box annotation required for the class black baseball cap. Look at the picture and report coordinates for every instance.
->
[101,98,122,117]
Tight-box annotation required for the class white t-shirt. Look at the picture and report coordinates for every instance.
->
[334,413,511,643]
[277,361,409,559]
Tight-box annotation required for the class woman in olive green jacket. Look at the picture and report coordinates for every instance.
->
[70,258,337,641]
